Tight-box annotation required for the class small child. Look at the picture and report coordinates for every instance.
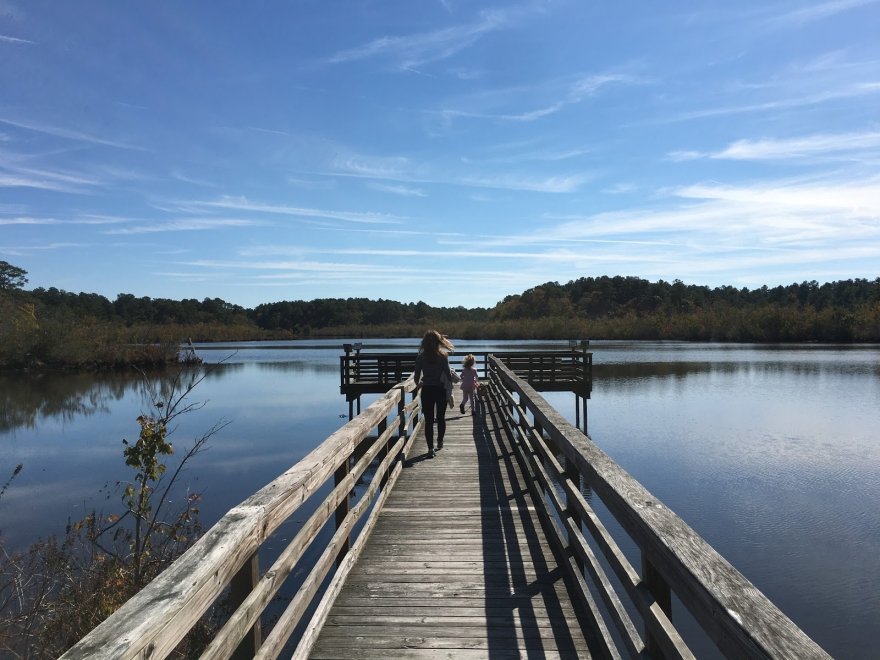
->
[459,354,479,414]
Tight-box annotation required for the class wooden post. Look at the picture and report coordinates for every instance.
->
[582,394,588,434]
[378,416,389,489]
[397,388,406,440]
[229,552,261,659]
[564,457,584,573]
[575,393,581,430]
[335,460,350,566]
[642,550,672,658]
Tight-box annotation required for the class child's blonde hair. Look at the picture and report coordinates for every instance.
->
[463,353,476,368]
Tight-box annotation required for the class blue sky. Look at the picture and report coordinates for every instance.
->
[1,1,879,308]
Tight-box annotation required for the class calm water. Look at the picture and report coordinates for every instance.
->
[1,339,878,657]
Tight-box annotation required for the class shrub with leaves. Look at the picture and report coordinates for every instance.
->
[0,367,226,657]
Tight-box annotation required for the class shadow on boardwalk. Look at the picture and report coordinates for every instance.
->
[310,390,599,659]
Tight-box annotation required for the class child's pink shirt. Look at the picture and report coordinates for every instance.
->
[459,366,479,392]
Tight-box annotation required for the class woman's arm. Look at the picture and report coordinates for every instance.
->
[413,354,423,389]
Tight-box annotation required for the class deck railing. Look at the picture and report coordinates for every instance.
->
[341,349,591,396]
[61,379,421,660]
[487,356,830,659]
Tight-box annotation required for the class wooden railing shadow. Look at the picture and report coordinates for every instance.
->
[472,394,591,657]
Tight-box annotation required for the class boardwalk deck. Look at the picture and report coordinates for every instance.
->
[310,389,598,659]
[63,352,830,659]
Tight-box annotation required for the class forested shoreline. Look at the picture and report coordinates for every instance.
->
[2,259,879,369]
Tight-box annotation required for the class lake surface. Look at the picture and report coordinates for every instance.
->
[1,339,878,657]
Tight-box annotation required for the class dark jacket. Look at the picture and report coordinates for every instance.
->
[413,351,451,387]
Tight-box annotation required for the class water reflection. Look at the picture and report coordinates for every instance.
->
[0,372,134,433]
[1,340,878,658]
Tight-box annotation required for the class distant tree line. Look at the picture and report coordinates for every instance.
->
[492,276,880,318]
[250,298,489,334]
[2,260,879,369]
[30,288,252,327]
[490,276,880,342]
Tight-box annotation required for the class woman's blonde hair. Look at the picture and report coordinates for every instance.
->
[420,329,454,358]
[463,353,475,368]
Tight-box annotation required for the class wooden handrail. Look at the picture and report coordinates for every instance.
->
[487,356,830,659]
[341,349,592,396]
[61,378,419,660]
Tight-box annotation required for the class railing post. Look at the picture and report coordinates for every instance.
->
[230,551,261,659]
[564,457,585,573]
[397,386,407,440]
[582,394,588,434]
[642,550,672,658]
[378,415,389,489]
[335,460,350,566]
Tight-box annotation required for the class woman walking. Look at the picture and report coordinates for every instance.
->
[413,329,455,458]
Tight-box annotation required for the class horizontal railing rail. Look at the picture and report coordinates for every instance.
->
[487,355,830,659]
[62,378,421,660]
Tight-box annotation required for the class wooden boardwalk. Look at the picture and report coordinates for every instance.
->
[64,352,831,660]
[311,389,597,659]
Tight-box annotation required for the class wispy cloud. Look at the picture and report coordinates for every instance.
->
[171,171,217,188]
[181,196,403,224]
[326,153,592,193]
[0,117,146,151]
[438,73,640,123]
[670,130,880,161]
[471,173,880,273]
[0,171,97,193]
[1,242,87,256]
[765,0,879,27]
[181,258,533,289]
[103,218,266,235]
[670,82,880,122]
[324,8,519,69]
[0,34,35,45]
[246,125,292,137]
[463,146,592,165]
[712,131,880,160]
[0,215,129,226]
[602,183,637,194]
[368,182,426,197]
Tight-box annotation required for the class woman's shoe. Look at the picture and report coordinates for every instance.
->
[428,448,436,458]
[437,440,443,450]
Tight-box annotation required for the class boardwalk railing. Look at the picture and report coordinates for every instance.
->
[64,352,827,659]
[487,356,829,659]
[341,348,591,398]
[62,380,421,660]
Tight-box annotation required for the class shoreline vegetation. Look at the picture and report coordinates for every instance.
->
[2,260,879,370]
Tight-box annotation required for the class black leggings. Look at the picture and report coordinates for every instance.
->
[421,385,447,450]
